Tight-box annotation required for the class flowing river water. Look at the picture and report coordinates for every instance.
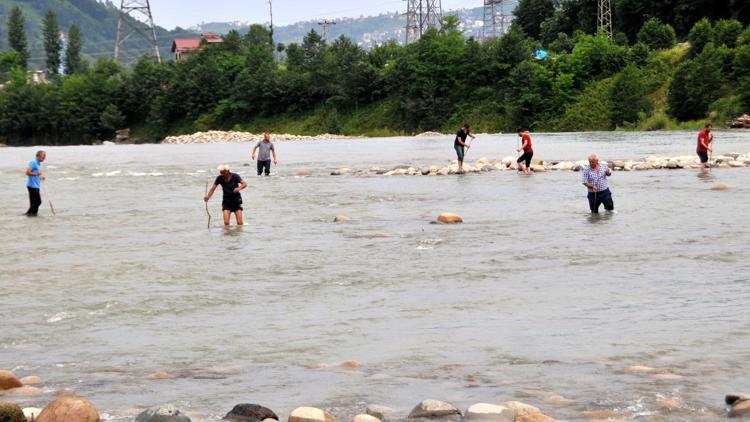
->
[1,131,749,420]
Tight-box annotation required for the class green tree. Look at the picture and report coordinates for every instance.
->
[43,10,62,76]
[568,32,628,84]
[0,51,22,81]
[687,18,713,57]
[713,19,743,48]
[513,0,555,40]
[637,18,676,50]
[609,64,652,126]
[64,24,84,75]
[100,104,125,134]
[668,44,724,120]
[7,6,29,69]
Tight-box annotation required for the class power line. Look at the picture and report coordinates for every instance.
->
[115,0,162,63]
[318,19,336,42]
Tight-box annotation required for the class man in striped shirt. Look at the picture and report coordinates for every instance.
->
[581,154,614,213]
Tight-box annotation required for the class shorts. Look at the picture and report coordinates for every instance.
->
[257,159,271,176]
[222,198,243,212]
[697,151,709,163]
[455,144,465,162]
[517,151,533,168]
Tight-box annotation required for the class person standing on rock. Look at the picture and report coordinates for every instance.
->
[516,129,534,174]
[251,132,278,176]
[24,150,46,216]
[696,123,713,171]
[581,154,614,213]
[454,124,475,173]
[204,165,248,226]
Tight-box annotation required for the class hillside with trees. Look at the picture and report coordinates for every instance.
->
[0,1,749,145]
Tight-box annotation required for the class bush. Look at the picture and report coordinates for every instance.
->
[637,18,676,50]
[713,19,743,48]
[688,18,713,57]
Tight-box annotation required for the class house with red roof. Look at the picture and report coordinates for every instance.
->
[171,38,201,61]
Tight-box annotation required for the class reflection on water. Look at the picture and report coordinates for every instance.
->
[0,133,749,420]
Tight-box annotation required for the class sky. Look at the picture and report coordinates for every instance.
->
[149,0,473,29]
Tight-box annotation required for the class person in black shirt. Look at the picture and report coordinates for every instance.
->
[204,164,248,226]
[454,124,475,173]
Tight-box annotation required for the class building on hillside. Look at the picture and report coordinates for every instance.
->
[172,38,201,61]
[29,70,48,84]
[200,32,223,45]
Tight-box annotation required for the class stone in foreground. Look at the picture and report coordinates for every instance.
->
[408,400,462,419]
[224,403,278,421]
[352,415,380,422]
[501,402,542,418]
[436,213,463,224]
[135,404,191,422]
[464,403,513,422]
[288,407,335,422]
[0,402,26,422]
[365,405,393,421]
[37,397,99,422]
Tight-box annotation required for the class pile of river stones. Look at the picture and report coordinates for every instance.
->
[2,369,750,421]
[162,131,354,144]
[328,153,750,176]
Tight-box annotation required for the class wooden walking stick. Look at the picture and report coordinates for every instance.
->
[204,181,212,228]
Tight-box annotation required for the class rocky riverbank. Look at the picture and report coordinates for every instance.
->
[325,153,750,177]
[162,131,356,144]
[2,367,749,420]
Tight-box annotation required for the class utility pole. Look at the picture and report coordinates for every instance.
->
[483,0,508,40]
[268,0,274,46]
[405,0,442,44]
[318,19,336,42]
[114,0,161,64]
[597,0,613,39]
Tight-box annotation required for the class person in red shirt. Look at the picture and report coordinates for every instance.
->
[516,129,534,174]
[696,123,713,171]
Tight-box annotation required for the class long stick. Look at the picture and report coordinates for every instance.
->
[204,181,212,228]
[42,181,56,216]
[709,134,714,173]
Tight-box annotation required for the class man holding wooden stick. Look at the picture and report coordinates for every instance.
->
[25,150,46,216]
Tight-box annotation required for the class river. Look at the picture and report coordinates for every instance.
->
[1,131,749,420]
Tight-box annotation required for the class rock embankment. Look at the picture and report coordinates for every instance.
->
[162,131,353,144]
[327,153,750,177]
[730,114,750,128]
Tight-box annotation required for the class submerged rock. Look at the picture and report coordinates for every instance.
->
[501,402,541,418]
[333,215,351,223]
[19,376,41,385]
[135,404,191,422]
[223,403,278,421]
[408,400,461,419]
[435,213,463,224]
[37,396,99,422]
[711,183,730,191]
[515,415,553,422]
[352,415,380,422]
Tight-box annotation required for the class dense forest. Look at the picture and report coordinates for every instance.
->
[1,0,750,145]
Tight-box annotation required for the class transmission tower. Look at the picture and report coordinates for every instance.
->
[318,20,336,42]
[114,0,161,64]
[597,0,613,39]
[405,0,443,44]
[483,0,508,40]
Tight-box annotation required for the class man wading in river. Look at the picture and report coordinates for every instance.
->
[204,165,248,226]
[251,132,278,176]
[25,150,46,216]
[454,124,475,173]
[696,123,713,172]
[516,129,534,174]
[581,154,614,213]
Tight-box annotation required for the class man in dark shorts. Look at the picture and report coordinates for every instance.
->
[696,123,713,171]
[204,165,248,226]
[454,123,475,173]
[581,154,614,213]
[516,129,533,174]
[251,132,278,176]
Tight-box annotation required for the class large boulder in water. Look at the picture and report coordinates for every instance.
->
[224,403,278,421]
[288,407,335,422]
[727,394,750,417]
[408,400,462,419]
[501,402,542,419]
[37,397,99,422]
[464,403,513,422]
[0,371,22,390]
[135,404,191,422]
[436,213,463,224]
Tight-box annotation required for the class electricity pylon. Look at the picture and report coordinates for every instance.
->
[114,0,161,64]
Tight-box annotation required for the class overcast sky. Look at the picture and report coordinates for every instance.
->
[149,0,473,29]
